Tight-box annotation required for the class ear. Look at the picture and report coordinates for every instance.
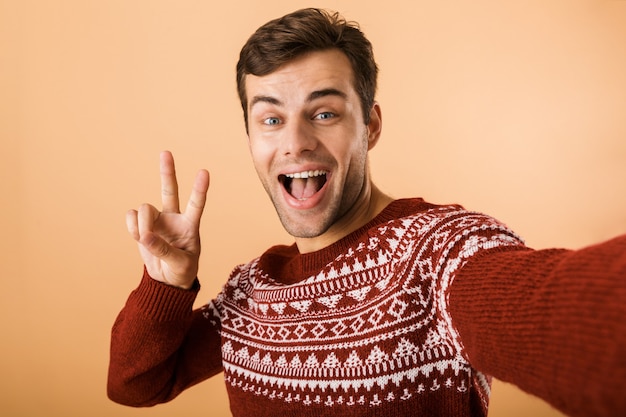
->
[366,102,382,150]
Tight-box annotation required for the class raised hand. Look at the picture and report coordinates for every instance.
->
[126,151,210,289]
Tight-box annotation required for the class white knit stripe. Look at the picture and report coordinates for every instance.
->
[223,357,471,393]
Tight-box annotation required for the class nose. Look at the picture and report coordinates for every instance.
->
[281,118,318,156]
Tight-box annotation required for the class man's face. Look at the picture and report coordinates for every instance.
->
[245,49,380,241]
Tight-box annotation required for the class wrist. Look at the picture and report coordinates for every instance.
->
[130,268,200,321]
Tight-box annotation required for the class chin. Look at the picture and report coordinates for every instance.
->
[278,213,332,239]
[281,222,328,239]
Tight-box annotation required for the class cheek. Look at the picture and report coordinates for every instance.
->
[248,141,275,175]
[336,133,369,165]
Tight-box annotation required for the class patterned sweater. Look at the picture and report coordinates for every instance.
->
[108,198,626,417]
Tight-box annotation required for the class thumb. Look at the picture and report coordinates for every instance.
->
[140,231,183,264]
[140,231,197,287]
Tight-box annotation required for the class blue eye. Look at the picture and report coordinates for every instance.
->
[315,112,335,120]
[263,117,280,125]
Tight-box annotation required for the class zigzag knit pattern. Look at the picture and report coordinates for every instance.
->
[203,199,524,416]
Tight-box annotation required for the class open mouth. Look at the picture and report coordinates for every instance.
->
[280,170,328,200]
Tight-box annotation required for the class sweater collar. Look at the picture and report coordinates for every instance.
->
[258,198,428,284]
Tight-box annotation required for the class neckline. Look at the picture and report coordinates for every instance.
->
[259,198,428,283]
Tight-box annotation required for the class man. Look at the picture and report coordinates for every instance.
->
[108,8,626,417]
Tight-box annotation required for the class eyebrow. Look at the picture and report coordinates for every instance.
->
[308,88,348,102]
[249,95,282,109]
[249,88,348,110]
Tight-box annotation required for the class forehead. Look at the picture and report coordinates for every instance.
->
[244,49,356,105]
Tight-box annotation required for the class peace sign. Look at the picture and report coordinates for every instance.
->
[126,151,210,289]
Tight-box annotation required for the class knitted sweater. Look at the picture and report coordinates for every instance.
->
[108,198,626,417]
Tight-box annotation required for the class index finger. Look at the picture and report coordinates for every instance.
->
[160,150,180,213]
[184,169,210,225]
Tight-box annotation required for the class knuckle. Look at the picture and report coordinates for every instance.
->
[161,186,176,197]
[138,203,155,214]
[189,199,205,210]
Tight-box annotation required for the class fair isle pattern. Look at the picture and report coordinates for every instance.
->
[205,205,524,413]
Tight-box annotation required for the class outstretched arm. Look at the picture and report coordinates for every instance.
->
[450,236,626,417]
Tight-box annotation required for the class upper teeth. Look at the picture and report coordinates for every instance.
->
[285,170,326,179]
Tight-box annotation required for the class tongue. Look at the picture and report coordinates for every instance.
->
[290,177,321,200]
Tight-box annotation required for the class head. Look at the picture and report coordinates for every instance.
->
[236,8,378,131]
[237,9,387,252]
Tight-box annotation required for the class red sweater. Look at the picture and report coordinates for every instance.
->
[108,198,626,417]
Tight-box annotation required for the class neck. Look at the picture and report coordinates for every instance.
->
[295,182,393,254]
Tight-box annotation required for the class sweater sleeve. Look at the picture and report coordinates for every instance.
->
[107,269,223,407]
[449,235,626,417]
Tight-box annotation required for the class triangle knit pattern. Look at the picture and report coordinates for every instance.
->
[204,202,524,416]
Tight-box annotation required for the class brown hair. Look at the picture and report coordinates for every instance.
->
[236,8,378,129]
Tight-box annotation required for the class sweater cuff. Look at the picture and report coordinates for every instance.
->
[128,267,201,322]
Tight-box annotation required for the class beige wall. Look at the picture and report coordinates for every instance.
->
[1,1,625,416]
